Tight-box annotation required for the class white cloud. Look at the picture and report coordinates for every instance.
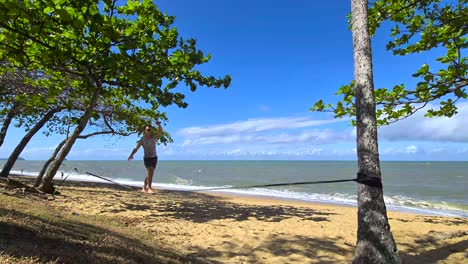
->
[181,129,354,146]
[379,102,468,142]
[266,129,351,144]
[178,116,347,137]
[228,148,242,154]
[380,145,421,155]
[176,145,326,159]
[178,116,351,148]
[428,147,446,153]
[456,148,468,154]
[406,145,418,154]
[170,103,468,160]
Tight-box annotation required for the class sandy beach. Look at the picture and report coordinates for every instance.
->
[2,176,467,263]
[38,179,466,264]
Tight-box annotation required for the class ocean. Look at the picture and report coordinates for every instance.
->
[2,160,467,217]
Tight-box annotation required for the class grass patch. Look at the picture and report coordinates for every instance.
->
[0,178,209,264]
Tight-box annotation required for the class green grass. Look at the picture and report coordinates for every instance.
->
[0,179,209,264]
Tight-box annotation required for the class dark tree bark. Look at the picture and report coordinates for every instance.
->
[34,129,128,187]
[0,108,60,178]
[0,102,19,148]
[34,138,67,187]
[351,0,401,263]
[40,86,101,193]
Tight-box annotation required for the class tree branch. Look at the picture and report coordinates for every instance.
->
[0,21,55,50]
[78,130,133,139]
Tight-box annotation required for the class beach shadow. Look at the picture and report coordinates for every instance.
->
[8,177,336,224]
[191,234,353,264]
[53,183,337,224]
[57,181,139,193]
[391,216,468,226]
[121,202,152,211]
[399,236,468,263]
[146,189,336,223]
[0,207,210,264]
[357,198,468,263]
[418,216,468,226]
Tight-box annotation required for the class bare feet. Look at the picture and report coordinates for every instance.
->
[147,188,155,194]
[141,187,148,193]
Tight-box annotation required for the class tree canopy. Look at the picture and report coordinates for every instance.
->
[0,0,231,145]
[312,0,467,125]
[0,0,231,191]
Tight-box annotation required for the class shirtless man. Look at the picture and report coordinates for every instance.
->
[128,122,163,193]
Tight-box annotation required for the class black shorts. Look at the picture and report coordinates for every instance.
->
[143,156,158,169]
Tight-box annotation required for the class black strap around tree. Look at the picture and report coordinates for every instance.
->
[196,178,358,192]
[356,172,382,189]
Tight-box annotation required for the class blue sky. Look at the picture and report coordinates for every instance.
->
[1,0,467,161]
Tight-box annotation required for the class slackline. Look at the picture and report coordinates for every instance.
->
[57,165,381,192]
[85,171,133,190]
[57,164,133,190]
[82,170,357,192]
[194,178,358,192]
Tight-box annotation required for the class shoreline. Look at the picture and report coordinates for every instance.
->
[194,187,468,218]
[3,175,468,263]
[8,173,468,218]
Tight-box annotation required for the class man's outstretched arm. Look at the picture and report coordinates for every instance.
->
[128,142,142,160]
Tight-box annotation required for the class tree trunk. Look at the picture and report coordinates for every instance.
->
[34,138,67,187]
[0,102,19,148]
[351,0,401,263]
[40,86,101,193]
[0,108,59,178]
[34,129,128,187]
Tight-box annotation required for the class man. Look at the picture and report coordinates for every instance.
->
[128,121,163,193]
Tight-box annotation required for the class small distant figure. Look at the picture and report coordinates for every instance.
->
[128,122,164,194]
[61,171,64,179]
[21,169,23,175]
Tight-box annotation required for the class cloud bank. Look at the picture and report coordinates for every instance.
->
[379,102,468,142]
[178,117,345,137]
[171,103,468,159]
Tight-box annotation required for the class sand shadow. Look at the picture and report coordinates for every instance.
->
[398,229,468,263]
[355,197,468,263]
[191,234,353,264]
[49,179,337,224]
[0,207,210,264]
[418,216,467,226]
[144,189,336,223]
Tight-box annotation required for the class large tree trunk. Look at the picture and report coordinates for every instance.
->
[0,102,19,148]
[34,138,67,187]
[0,108,59,178]
[40,86,101,193]
[351,0,401,263]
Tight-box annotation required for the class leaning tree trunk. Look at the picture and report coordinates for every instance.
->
[351,0,401,263]
[35,127,127,187]
[0,108,59,178]
[34,138,67,187]
[0,102,19,148]
[40,86,101,193]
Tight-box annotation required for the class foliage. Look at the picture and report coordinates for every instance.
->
[0,0,231,141]
[312,0,467,125]
[0,64,66,132]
